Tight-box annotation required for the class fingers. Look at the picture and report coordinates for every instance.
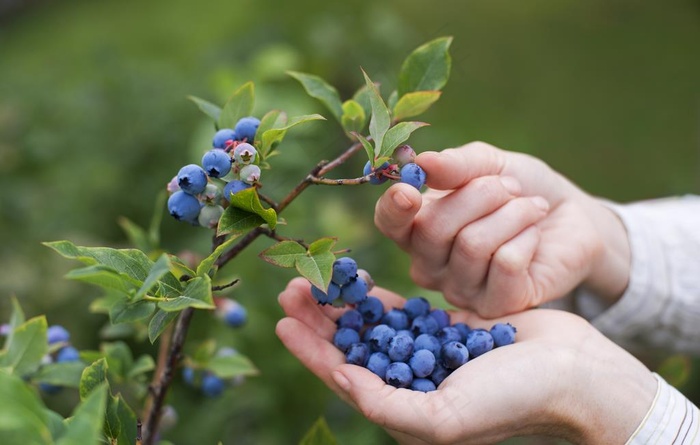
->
[417,141,507,191]
[277,277,337,337]
[374,183,423,249]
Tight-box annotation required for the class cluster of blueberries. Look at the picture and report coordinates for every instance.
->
[41,325,83,394]
[166,116,261,228]
[313,257,517,392]
[364,145,427,190]
[181,347,245,398]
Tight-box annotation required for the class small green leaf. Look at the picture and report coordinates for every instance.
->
[259,241,306,268]
[288,71,343,121]
[208,353,259,379]
[1,316,47,377]
[79,358,108,400]
[127,354,155,380]
[217,208,265,238]
[387,90,399,111]
[308,237,337,255]
[0,371,52,444]
[352,84,372,125]
[45,409,67,441]
[341,100,366,135]
[117,216,151,254]
[148,190,166,249]
[65,264,140,294]
[188,95,222,125]
[393,90,442,122]
[218,187,277,237]
[57,384,108,445]
[102,342,133,380]
[192,339,217,365]
[3,296,26,350]
[255,109,287,153]
[379,121,429,159]
[109,298,156,325]
[33,362,86,388]
[362,69,391,159]
[218,81,255,130]
[295,251,335,292]
[114,394,137,445]
[103,394,122,442]
[398,36,453,96]
[148,310,178,344]
[168,256,196,281]
[351,132,375,166]
[299,417,338,445]
[261,114,326,158]
[134,253,174,301]
[196,233,244,277]
[158,276,214,312]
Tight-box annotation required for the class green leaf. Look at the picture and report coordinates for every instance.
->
[255,109,287,154]
[117,216,151,253]
[188,95,222,125]
[102,342,133,380]
[361,69,391,160]
[168,256,196,281]
[295,250,335,291]
[134,253,172,301]
[45,409,67,441]
[208,353,259,379]
[148,310,178,344]
[379,121,429,158]
[1,316,47,377]
[3,296,25,350]
[352,84,373,126]
[57,384,108,445]
[103,393,122,442]
[158,276,214,312]
[398,36,453,97]
[79,358,108,400]
[109,298,156,324]
[127,354,155,380]
[196,233,245,277]
[299,417,338,445]
[260,114,326,159]
[0,371,53,445]
[393,90,442,122]
[308,237,337,255]
[218,187,277,236]
[259,241,306,268]
[65,264,139,294]
[113,394,137,445]
[192,339,217,365]
[287,71,343,121]
[147,190,166,249]
[387,90,399,111]
[218,81,255,130]
[352,132,375,165]
[340,99,366,135]
[33,362,86,388]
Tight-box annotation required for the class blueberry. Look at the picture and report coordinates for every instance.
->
[452,322,472,343]
[239,164,261,184]
[223,302,247,328]
[223,180,252,202]
[47,325,70,345]
[356,269,375,292]
[413,334,442,358]
[202,150,232,178]
[363,160,390,185]
[357,296,384,324]
[366,352,391,380]
[168,191,201,223]
[410,378,437,392]
[340,277,368,304]
[436,326,462,345]
[392,145,416,167]
[428,309,450,329]
[395,329,415,339]
[333,328,361,353]
[410,315,439,337]
[337,309,364,332]
[399,162,426,190]
[233,117,260,142]
[182,367,196,385]
[39,383,63,394]
[440,341,469,370]
[345,342,370,366]
[409,349,436,378]
[388,334,414,362]
[368,324,396,353]
[466,329,494,358]
[311,282,341,305]
[177,164,208,195]
[385,362,413,388]
[197,205,224,229]
[332,257,358,286]
[430,363,451,387]
[382,309,410,331]
[233,142,258,165]
[56,346,81,363]
[201,373,225,397]
[212,129,237,149]
[403,297,431,321]
[490,323,517,347]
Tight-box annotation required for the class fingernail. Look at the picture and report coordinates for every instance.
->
[531,196,549,211]
[499,176,521,195]
[332,370,351,392]
[392,189,413,211]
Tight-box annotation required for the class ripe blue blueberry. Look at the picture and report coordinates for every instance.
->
[453,322,472,343]
[430,363,451,387]
[202,150,232,178]
[332,257,358,286]
[388,334,414,362]
[440,341,469,369]
[340,277,368,304]
[223,179,252,203]
[413,334,442,358]
[399,162,426,190]
[409,349,436,378]
[177,164,208,195]
[357,296,384,324]
[396,329,415,339]
[368,324,396,353]
[168,191,201,223]
[403,297,431,320]
[198,205,224,229]
[182,367,196,385]
[337,309,364,332]
[39,382,63,394]
[345,342,369,366]
[56,346,81,363]
[233,117,260,142]
[466,329,494,358]
[410,378,437,392]
[490,323,517,347]
[363,160,390,185]
[436,326,462,345]
[428,309,450,329]
[333,327,361,353]
[201,373,225,397]
[310,282,341,305]
[410,314,439,337]
[212,129,237,149]
[221,300,247,328]
[366,352,391,380]
[381,308,410,331]
[47,325,70,345]
[233,142,258,165]
[385,362,413,388]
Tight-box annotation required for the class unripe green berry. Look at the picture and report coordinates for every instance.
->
[239,164,261,184]
[198,205,224,228]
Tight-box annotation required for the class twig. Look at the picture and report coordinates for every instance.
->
[212,279,240,291]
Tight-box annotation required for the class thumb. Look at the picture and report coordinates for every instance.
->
[417,141,506,191]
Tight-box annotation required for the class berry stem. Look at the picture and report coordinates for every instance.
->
[211,278,240,292]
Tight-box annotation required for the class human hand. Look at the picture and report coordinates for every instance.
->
[276,278,656,444]
[374,141,631,317]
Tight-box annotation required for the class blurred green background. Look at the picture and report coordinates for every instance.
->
[1,0,698,444]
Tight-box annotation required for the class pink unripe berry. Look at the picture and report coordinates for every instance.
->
[392,145,416,167]
[166,175,180,194]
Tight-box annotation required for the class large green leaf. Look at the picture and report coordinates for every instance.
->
[352,132,375,164]
[379,121,429,159]
[127,354,155,380]
[148,310,178,344]
[287,71,343,121]
[158,276,214,312]
[260,114,326,158]
[340,99,366,135]
[393,90,442,122]
[79,358,108,400]
[188,95,222,125]
[33,362,86,388]
[398,36,453,97]
[57,384,108,445]
[109,299,156,324]
[64,264,140,294]
[134,253,173,301]
[361,69,390,166]
[208,353,259,379]
[259,241,306,268]
[295,239,336,291]
[255,109,287,156]
[218,187,277,236]
[299,417,338,445]
[0,372,53,445]
[218,81,255,130]
[1,316,47,377]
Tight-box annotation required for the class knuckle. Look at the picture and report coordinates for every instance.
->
[492,244,528,276]
[453,227,489,260]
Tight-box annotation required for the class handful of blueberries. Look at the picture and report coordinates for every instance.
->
[312,257,517,392]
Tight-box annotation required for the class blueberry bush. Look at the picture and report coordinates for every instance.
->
[0,37,454,444]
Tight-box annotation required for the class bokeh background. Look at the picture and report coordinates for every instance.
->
[1,0,698,444]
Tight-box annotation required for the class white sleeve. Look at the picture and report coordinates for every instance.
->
[574,194,700,354]
[626,373,700,445]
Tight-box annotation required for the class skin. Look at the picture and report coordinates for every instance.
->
[374,141,631,318]
[276,278,657,444]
